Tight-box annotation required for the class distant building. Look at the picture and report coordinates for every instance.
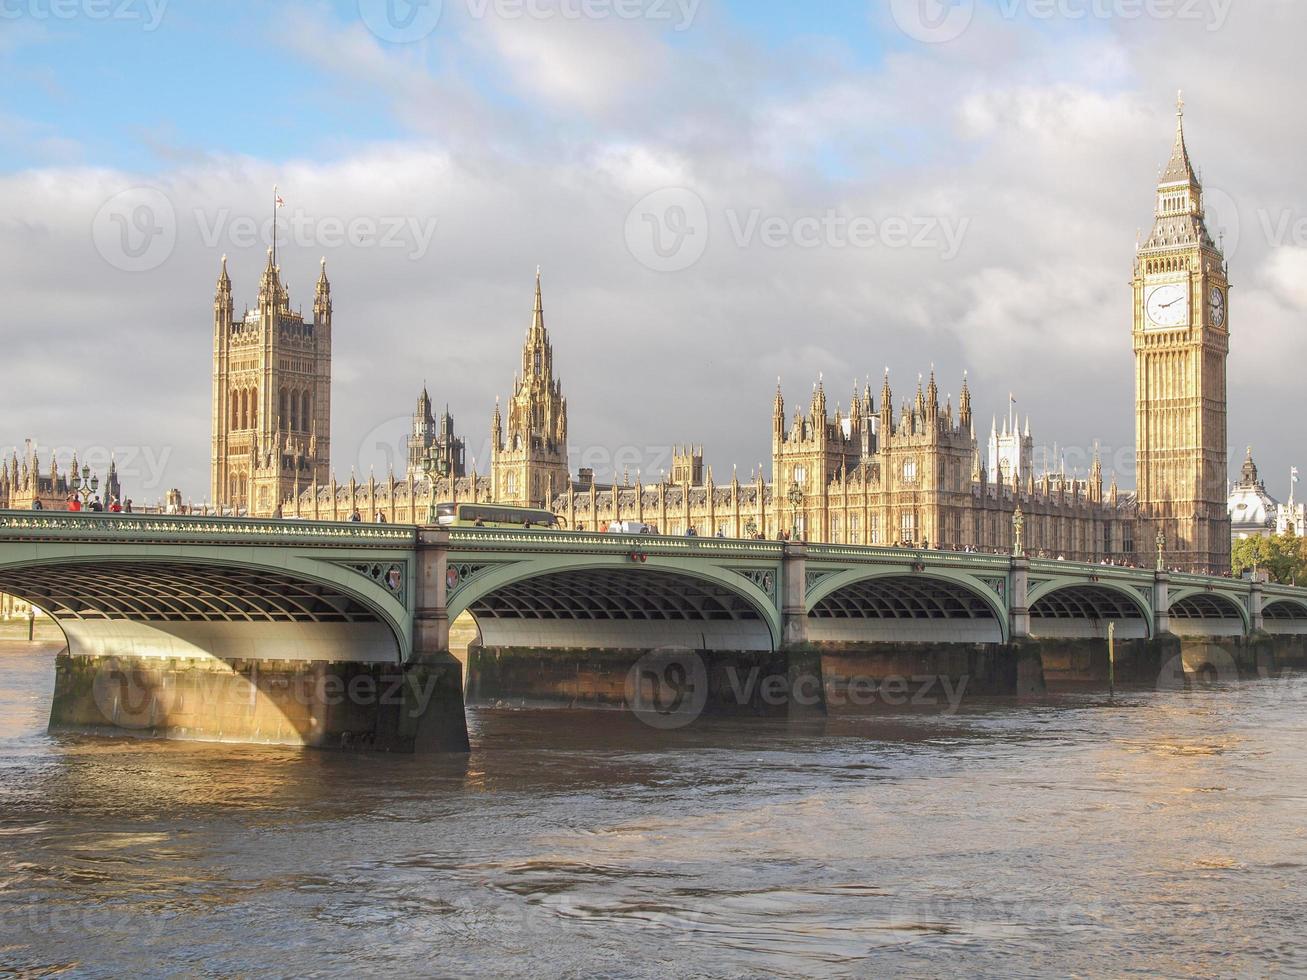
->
[1227,448,1278,540]
[987,412,1033,485]
[407,388,466,481]
[210,251,332,516]
[1276,466,1304,537]
[260,99,1236,568]
[0,443,120,511]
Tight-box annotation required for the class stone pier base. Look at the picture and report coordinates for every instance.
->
[49,651,469,753]
[467,642,1047,717]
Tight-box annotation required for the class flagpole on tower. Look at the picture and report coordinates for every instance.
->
[272,184,278,269]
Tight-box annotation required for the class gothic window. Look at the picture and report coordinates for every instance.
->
[251,386,258,429]
[302,392,312,432]
[900,512,917,543]
[850,514,861,545]
[280,389,289,431]
[534,351,542,373]
[794,465,807,486]
[903,459,918,482]
[231,395,239,429]
[831,517,840,544]
[240,390,248,430]
[506,472,518,495]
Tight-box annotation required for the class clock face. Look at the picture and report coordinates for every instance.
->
[1210,286,1226,327]
[1146,283,1189,328]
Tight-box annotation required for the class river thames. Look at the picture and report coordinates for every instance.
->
[2,640,1305,978]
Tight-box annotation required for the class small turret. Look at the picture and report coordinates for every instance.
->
[314,256,331,325]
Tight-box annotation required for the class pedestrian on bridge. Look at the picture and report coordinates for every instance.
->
[66,495,81,512]
[31,500,43,511]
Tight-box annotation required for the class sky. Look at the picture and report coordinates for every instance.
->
[2,0,1305,505]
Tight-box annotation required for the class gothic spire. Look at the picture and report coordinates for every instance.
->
[1161,89,1197,186]
[531,265,545,339]
[1142,92,1214,252]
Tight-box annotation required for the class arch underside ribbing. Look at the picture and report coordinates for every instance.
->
[465,567,773,650]
[0,561,401,663]
[808,575,1004,644]
[1168,593,1246,637]
[1263,599,1307,635]
[1030,584,1148,639]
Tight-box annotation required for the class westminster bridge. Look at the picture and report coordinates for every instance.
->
[2,510,1306,751]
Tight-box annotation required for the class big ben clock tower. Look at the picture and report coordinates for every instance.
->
[1133,93,1231,574]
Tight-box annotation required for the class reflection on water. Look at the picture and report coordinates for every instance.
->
[2,640,1307,977]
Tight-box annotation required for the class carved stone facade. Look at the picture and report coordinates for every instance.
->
[490,270,569,508]
[211,251,332,516]
[259,102,1229,570]
[407,388,466,481]
[0,445,120,511]
[1133,95,1232,573]
[554,372,1133,561]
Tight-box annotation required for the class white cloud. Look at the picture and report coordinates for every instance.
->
[4,1,1307,501]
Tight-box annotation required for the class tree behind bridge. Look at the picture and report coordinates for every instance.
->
[1232,528,1307,585]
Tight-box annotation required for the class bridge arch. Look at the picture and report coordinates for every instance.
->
[1263,597,1307,636]
[805,568,1008,644]
[1167,588,1249,637]
[0,553,412,664]
[446,554,780,651]
[1027,580,1152,639]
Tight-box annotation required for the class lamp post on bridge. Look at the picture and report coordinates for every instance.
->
[69,465,99,510]
[1156,528,1166,572]
[1012,505,1025,558]
[787,482,805,542]
[422,453,451,526]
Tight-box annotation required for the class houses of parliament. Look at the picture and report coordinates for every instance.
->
[149,97,1230,573]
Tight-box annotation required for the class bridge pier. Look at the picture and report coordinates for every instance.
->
[781,542,808,647]
[1009,557,1031,641]
[1250,579,1265,633]
[1154,572,1171,637]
